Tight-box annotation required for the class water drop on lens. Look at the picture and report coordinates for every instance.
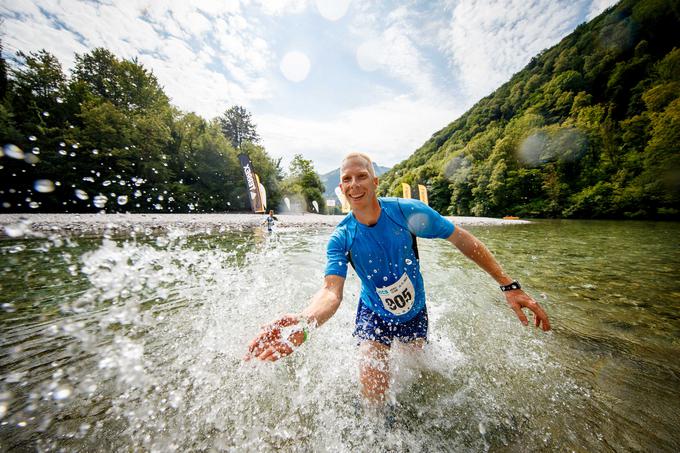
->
[117,195,128,205]
[3,144,24,159]
[75,189,89,200]
[28,135,37,141]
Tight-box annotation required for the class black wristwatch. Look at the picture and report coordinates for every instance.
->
[500,280,521,292]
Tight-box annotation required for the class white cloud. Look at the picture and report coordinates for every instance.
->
[1,1,276,118]
[586,0,618,21]
[256,0,310,16]
[352,4,442,99]
[440,0,588,103]
[259,96,462,173]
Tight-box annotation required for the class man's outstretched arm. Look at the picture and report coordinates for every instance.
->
[245,274,345,361]
[446,226,551,331]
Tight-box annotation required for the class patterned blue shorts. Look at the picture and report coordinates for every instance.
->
[353,300,428,346]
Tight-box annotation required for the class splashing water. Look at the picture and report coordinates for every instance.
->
[1,221,678,451]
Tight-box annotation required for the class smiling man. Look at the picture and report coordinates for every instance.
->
[246,152,551,403]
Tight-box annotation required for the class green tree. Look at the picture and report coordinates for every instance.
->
[282,154,325,213]
[218,105,260,149]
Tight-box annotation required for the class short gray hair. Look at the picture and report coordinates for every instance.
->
[341,152,375,178]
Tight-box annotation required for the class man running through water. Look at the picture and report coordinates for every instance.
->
[262,210,278,232]
[245,152,551,403]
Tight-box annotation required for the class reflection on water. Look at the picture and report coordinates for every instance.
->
[0,219,679,451]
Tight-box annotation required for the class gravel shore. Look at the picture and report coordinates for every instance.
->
[0,213,530,237]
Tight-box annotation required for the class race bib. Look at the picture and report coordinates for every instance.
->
[376,272,415,316]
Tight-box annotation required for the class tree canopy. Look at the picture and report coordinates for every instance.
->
[0,47,315,213]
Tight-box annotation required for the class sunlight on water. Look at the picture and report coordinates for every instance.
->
[0,221,678,451]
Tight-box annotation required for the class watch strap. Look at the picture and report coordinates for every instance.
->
[500,280,521,292]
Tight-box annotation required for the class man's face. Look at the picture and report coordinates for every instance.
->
[339,157,379,209]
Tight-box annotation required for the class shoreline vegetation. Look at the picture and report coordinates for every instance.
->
[0,213,529,238]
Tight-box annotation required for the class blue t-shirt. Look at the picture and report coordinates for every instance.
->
[325,197,455,323]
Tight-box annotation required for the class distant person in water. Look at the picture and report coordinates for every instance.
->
[262,210,278,232]
[246,152,551,404]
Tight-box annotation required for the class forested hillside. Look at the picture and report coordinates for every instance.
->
[378,0,679,219]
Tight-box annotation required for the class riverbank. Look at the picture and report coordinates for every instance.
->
[0,213,530,237]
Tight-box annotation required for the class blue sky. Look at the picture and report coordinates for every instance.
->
[1,0,617,173]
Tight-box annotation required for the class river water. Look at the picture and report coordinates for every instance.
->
[0,219,679,452]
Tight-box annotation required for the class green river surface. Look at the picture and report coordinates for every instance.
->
[0,219,679,452]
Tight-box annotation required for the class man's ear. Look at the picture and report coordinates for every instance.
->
[373,177,379,187]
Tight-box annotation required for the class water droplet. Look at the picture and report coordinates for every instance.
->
[4,223,29,237]
[71,143,79,149]
[53,385,72,400]
[2,303,16,312]
[56,97,63,104]
[28,135,37,141]
[93,195,108,208]
[58,150,67,156]
[383,276,388,281]
[75,189,89,200]
[133,190,142,198]
[117,195,128,205]
[34,179,55,193]
[24,153,39,164]
[92,149,99,155]
[42,111,50,117]
[405,259,412,265]
[59,142,66,147]
[102,180,111,187]
[188,203,195,211]
[3,144,24,159]
[154,204,163,210]
[29,201,39,209]
[32,147,40,154]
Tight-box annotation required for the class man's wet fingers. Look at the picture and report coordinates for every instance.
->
[512,305,529,326]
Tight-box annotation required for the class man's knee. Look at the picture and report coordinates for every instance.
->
[359,341,390,402]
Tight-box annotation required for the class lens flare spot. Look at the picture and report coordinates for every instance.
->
[280,51,311,82]
[315,0,350,21]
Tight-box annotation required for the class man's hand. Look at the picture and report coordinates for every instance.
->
[244,314,305,361]
[505,290,551,331]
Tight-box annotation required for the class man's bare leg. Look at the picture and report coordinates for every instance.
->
[359,340,391,404]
